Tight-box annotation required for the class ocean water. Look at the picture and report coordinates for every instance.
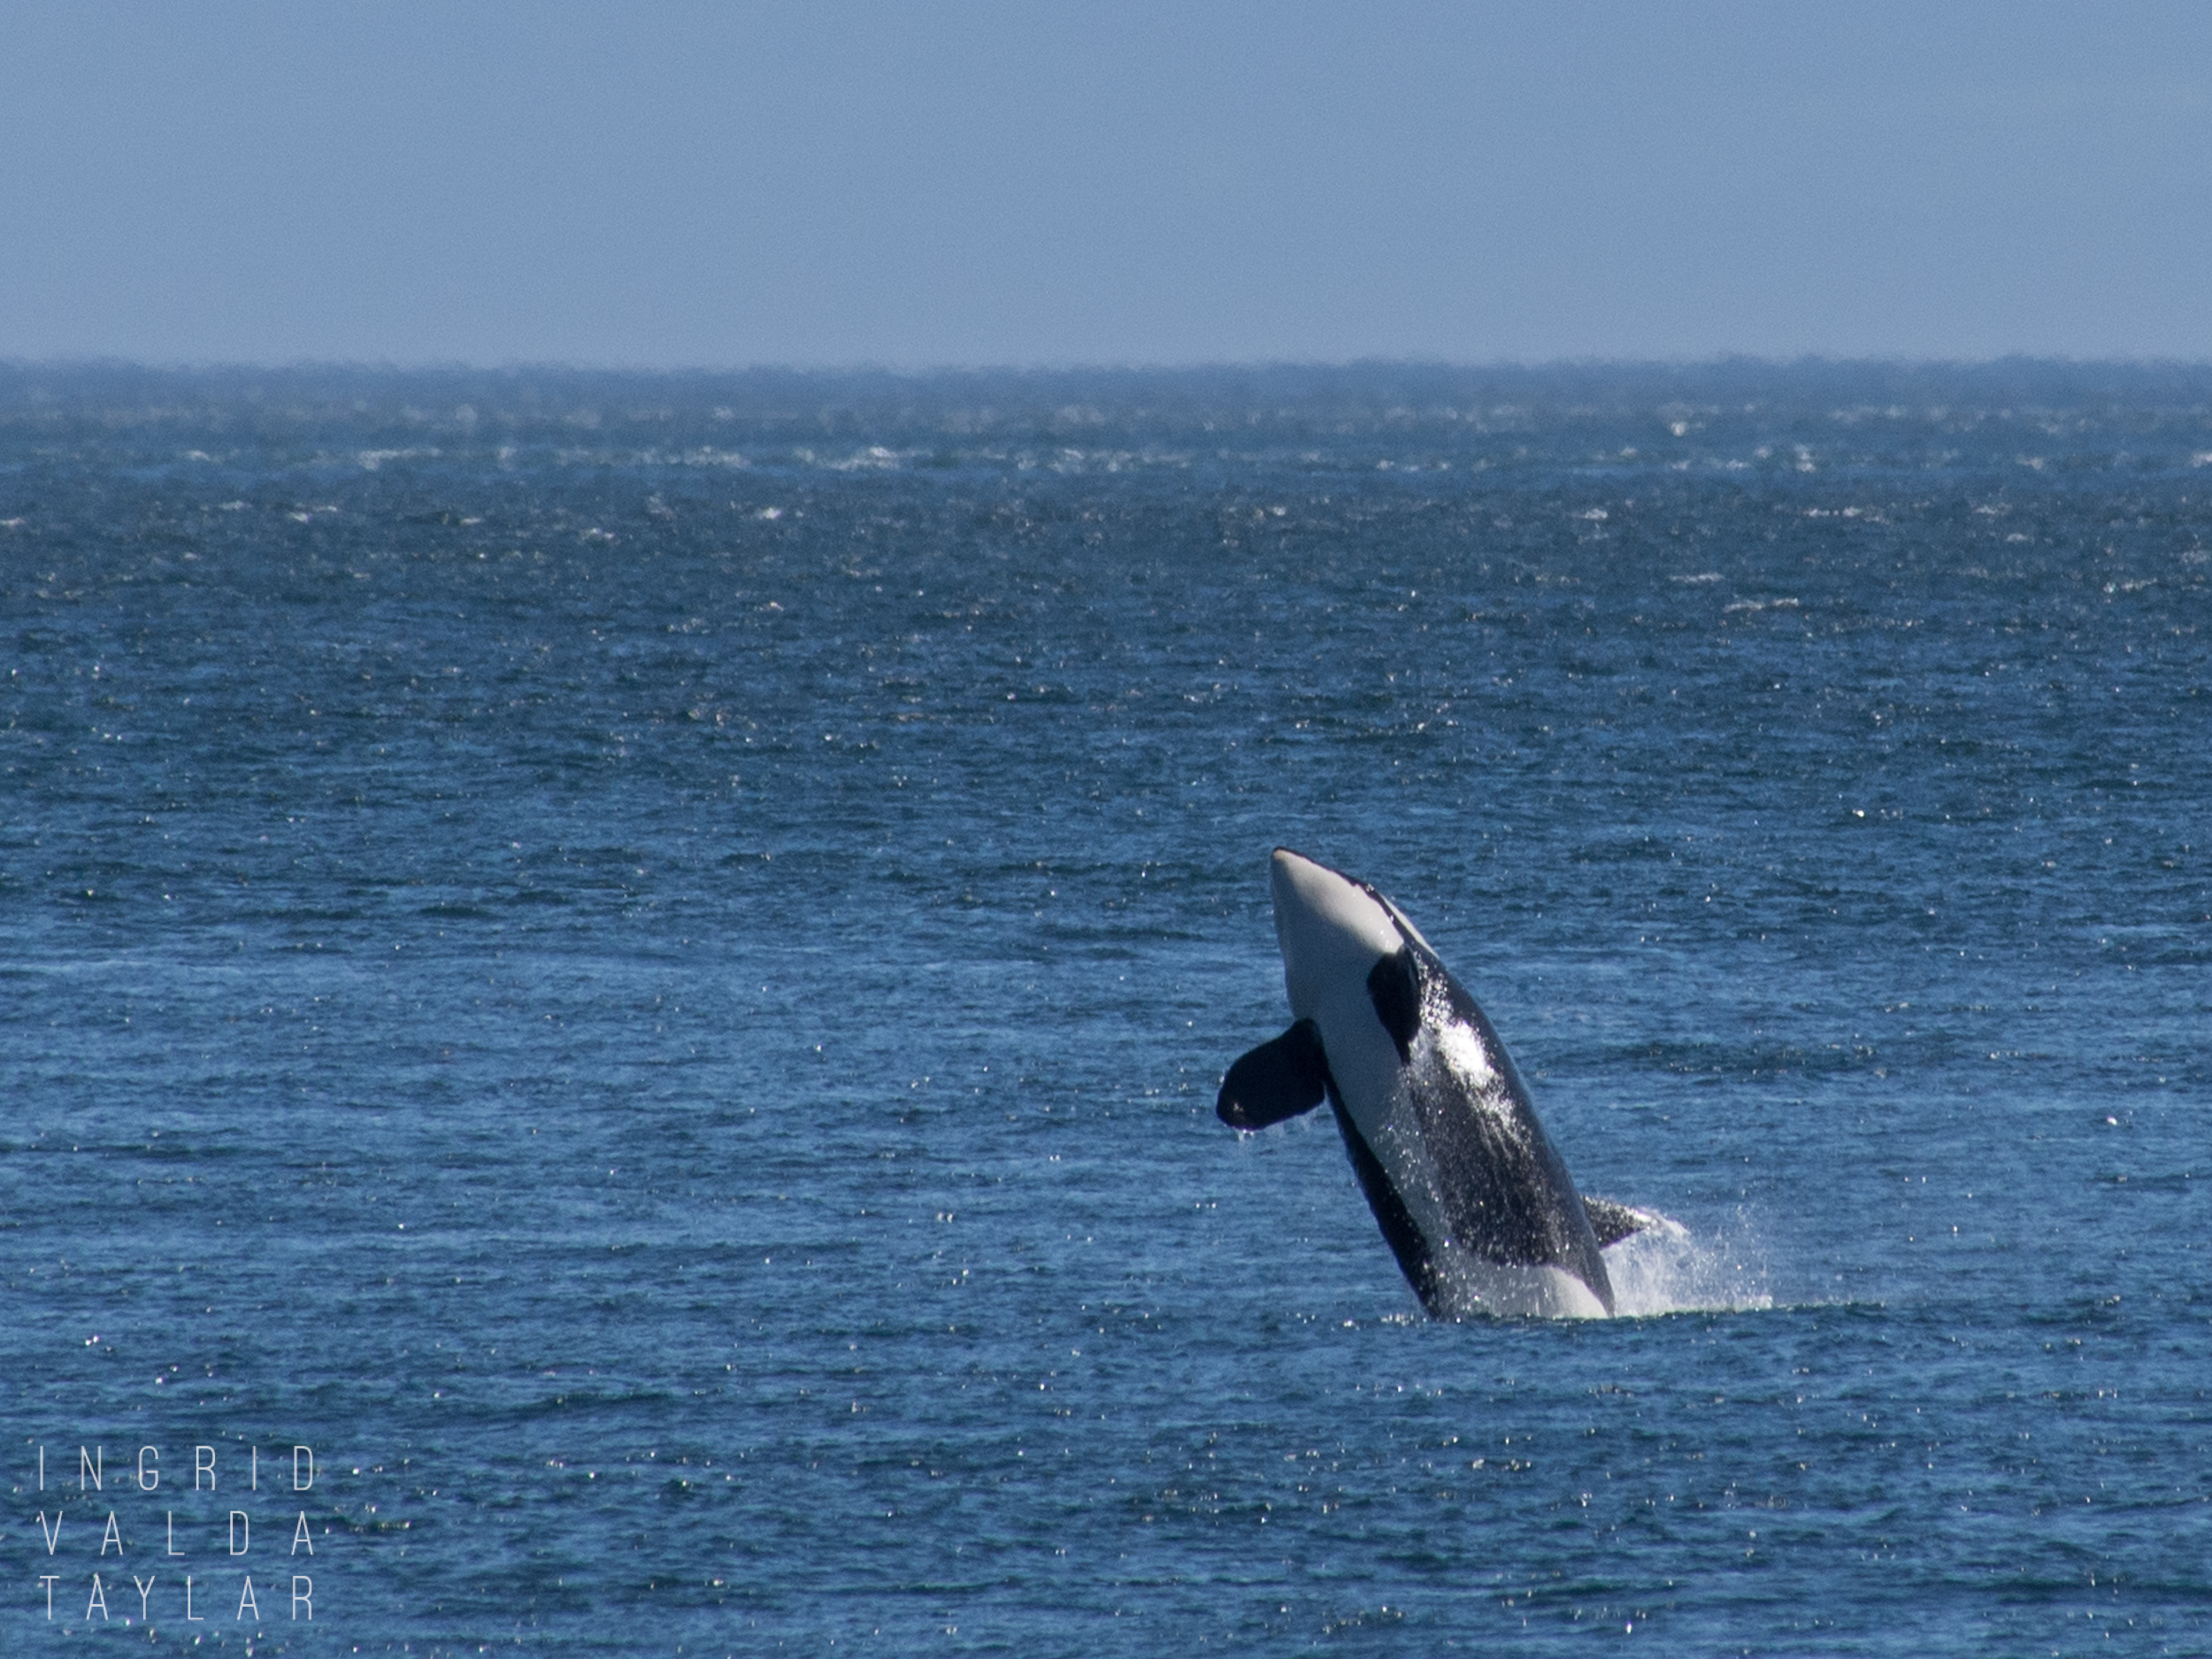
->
[2,362,2207,1654]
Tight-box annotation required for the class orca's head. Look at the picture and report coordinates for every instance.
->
[1269,848,1431,1021]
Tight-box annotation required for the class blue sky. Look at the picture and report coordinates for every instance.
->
[4,2,2209,366]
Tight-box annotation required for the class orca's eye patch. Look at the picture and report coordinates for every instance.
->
[1366,947,1422,1062]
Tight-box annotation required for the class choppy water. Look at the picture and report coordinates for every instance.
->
[3,363,2208,1653]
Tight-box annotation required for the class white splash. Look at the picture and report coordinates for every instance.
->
[1604,1215,1772,1317]
[1430,1253,1610,1321]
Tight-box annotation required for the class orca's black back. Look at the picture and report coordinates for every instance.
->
[1370,941,1614,1312]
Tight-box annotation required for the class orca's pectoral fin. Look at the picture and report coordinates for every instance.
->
[1217,1018,1331,1130]
[1582,1195,1683,1248]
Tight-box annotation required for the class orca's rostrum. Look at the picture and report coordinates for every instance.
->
[1217,849,1668,1318]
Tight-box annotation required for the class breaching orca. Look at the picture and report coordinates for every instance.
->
[1217,849,1667,1318]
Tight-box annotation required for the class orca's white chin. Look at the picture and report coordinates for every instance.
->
[1267,849,1409,1120]
[1270,848,1401,1006]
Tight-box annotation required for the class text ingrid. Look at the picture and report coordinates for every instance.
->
[29,1443,321,1625]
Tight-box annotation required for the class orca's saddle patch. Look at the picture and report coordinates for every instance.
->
[1217,1018,1332,1129]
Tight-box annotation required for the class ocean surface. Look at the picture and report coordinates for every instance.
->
[2,362,2207,1655]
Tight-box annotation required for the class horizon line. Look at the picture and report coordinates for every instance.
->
[10,351,2212,379]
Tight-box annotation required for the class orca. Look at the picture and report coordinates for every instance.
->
[1217,848,1668,1319]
